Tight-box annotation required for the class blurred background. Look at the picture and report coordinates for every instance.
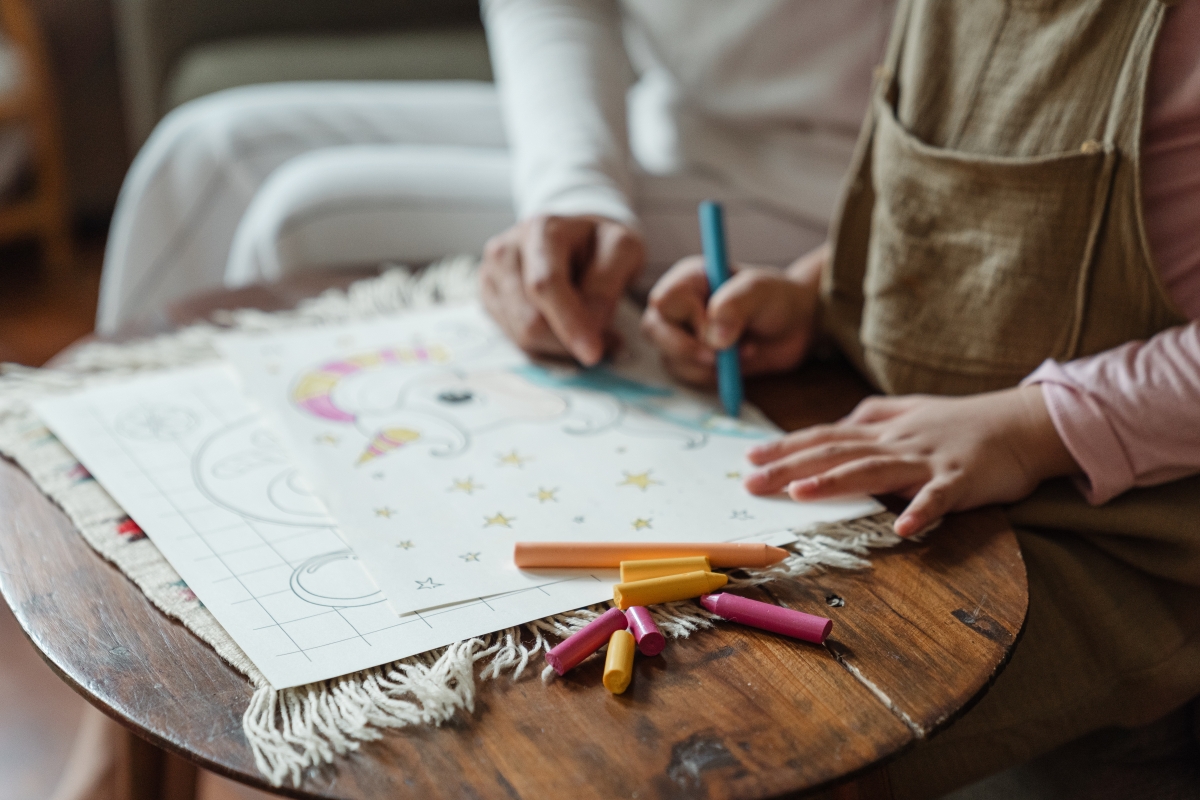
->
[0,1,488,797]
[0,0,491,368]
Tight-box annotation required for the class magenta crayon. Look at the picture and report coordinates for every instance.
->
[625,606,666,657]
[700,593,832,644]
[545,607,629,675]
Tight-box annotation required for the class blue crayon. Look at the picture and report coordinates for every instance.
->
[698,200,743,418]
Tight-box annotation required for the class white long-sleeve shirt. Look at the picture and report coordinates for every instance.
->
[482,0,894,228]
[482,0,1200,506]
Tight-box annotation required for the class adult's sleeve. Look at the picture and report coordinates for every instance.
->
[1022,321,1200,504]
[482,0,638,226]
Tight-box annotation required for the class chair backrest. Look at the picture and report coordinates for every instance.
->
[114,0,485,146]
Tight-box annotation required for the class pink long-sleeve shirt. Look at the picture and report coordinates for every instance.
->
[1024,0,1200,504]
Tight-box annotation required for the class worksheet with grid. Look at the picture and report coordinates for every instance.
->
[34,365,624,689]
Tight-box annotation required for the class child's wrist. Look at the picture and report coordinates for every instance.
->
[782,248,824,353]
[1013,384,1081,484]
[784,245,826,291]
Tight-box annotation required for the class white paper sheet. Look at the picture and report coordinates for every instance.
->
[35,365,636,689]
[219,303,882,614]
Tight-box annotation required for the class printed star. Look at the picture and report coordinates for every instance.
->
[574,516,585,524]
[531,487,559,503]
[415,578,442,590]
[373,472,385,480]
[616,446,627,454]
[632,518,653,531]
[460,552,482,562]
[396,540,415,550]
[375,507,396,518]
[726,471,742,479]
[618,470,661,491]
[484,512,515,528]
[731,510,753,521]
[497,450,532,468]
[315,433,339,445]
[450,477,483,495]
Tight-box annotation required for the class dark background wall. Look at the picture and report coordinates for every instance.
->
[31,0,129,225]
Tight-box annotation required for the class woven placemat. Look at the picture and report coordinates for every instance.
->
[0,259,904,786]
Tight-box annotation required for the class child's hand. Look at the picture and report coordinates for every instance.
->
[640,245,826,386]
[744,386,1081,537]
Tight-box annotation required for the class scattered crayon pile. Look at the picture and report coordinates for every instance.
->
[522,542,834,695]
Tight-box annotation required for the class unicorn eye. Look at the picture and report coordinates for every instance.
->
[437,389,475,404]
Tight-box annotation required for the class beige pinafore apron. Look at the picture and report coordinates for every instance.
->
[823,1,1200,796]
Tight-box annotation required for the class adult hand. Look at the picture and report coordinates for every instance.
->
[481,214,644,366]
[743,385,1082,537]
[640,243,827,386]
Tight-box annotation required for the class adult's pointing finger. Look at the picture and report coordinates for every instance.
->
[581,218,645,322]
[521,216,605,366]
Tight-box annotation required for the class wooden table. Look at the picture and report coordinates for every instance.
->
[0,277,1028,800]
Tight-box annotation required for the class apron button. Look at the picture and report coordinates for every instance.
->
[1080,140,1103,155]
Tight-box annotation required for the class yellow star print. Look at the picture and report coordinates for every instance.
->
[450,477,483,495]
[726,471,742,479]
[497,450,532,468]
[531,487,558,503]
[632,518,653,531]
[484,512,515,528]
[375,507,396,518]
[618,470,661,491]
[315,433,339,445]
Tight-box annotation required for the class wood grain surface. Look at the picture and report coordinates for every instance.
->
[0,352,1028,799]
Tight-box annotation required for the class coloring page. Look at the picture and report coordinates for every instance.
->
[35,365,641,689]
[219,303,882,614]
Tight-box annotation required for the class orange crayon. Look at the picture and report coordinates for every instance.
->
[514,542,788,570]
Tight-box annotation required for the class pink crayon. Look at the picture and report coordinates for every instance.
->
[625,606,666,657]
[545,607,629,675]
[700,593,832,644]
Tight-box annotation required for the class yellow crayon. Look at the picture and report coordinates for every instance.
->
[620,556,711,584]
[603,629,636,694]
[613,571,728,610]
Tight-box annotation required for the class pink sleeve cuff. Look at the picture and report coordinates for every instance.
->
[1021,360,1138,505]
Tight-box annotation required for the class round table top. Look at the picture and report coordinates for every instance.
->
[0,280,1028,799]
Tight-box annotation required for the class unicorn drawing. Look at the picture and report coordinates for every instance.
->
[290,342,765,464]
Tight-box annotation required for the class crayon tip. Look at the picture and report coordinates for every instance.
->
[766,545,790,565]
[704,572,729,593]
[699,593,721,613]
[544,651,566,676]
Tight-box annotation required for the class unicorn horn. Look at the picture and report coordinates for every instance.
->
[357,428,420,464]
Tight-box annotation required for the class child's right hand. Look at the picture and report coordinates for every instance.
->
[640,244,827,386]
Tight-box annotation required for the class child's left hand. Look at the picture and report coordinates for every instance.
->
[743,385,1081,537]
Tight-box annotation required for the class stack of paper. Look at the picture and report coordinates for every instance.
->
[36,303,879,688]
